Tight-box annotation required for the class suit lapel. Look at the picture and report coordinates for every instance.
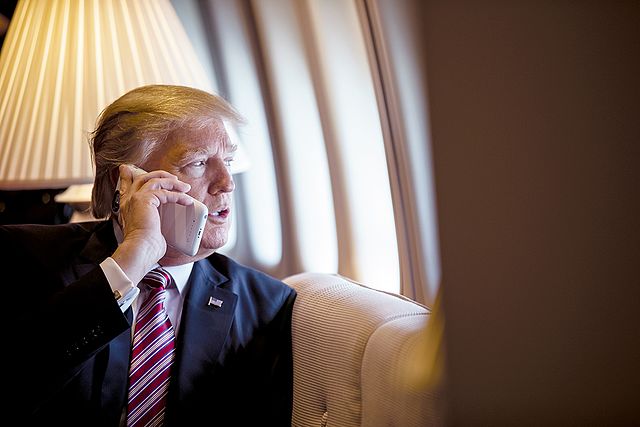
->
[172,258,238,396]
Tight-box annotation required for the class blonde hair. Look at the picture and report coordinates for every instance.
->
[89,84,243,219]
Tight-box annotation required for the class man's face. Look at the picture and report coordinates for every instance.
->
[143,122,236,255]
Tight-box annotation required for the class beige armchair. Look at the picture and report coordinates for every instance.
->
[284,272,443,427]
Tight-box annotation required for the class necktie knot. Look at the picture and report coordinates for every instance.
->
[141,267,171,290]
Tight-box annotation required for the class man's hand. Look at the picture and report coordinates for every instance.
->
[110,164,194,284]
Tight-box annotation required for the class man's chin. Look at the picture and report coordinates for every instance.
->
[199,229,229,252]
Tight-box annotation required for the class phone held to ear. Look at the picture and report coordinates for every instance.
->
[114,165,208,256]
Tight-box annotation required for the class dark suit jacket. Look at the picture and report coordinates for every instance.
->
[2,221,296,426]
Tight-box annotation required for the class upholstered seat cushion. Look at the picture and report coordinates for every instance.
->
[284,272,441,427]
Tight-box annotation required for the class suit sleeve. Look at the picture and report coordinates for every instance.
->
[2,226,130,415]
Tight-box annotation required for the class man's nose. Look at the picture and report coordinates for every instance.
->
[208,160,235,195]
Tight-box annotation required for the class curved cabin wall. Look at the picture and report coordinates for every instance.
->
[421,2,640,425]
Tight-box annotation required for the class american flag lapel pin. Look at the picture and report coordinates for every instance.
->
[208,296,224,308]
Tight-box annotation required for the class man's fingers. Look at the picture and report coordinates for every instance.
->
[118,165,191,196]
[128,189,195,208]
[117,163,136,195]
[139,176,191,193]
[153,190,196,207]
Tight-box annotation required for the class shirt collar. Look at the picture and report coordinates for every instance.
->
[162,263,193,294]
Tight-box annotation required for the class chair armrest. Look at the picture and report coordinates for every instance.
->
[284,272,442,427]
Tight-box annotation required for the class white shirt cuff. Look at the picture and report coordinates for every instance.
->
[100,257,138,312]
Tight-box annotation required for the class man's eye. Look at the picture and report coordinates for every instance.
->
[224,158,234,167]
[190,161,206,168]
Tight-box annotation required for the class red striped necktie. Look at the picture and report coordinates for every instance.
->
[126,267,175,427]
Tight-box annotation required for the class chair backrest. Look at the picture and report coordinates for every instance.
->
[284,272,443,427]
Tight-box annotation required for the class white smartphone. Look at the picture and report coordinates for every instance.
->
[115,165,208,256]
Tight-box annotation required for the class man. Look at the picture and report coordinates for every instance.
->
[3,85,296,426]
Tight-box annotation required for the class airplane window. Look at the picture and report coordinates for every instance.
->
[365,0,440,303]
[201,0,283,268]
[251,0,339,274]
[303,0,400,293]
[174,0,436,301]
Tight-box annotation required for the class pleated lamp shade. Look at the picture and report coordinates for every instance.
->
[0,0,246,191]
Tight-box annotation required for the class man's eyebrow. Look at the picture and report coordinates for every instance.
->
[226,143,238,154]
[180,148,212,161]
[178,142,237,163]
